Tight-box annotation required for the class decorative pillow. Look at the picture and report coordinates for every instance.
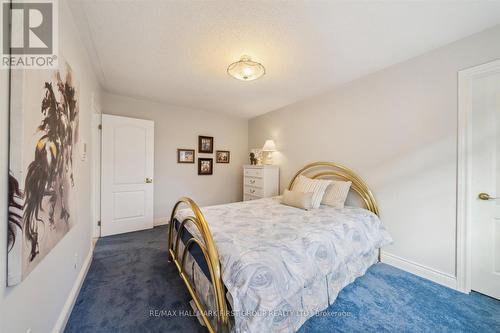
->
[281,189,313,210]
[321,180,352,208]
[292,175,332,209]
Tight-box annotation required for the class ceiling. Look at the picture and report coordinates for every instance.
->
[69,1,500,118]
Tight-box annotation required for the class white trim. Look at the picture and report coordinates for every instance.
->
[456,58,500,293]
[90,110,102,239]
[154,217,169,226]
[381,251,458,290]
[51,248,94,333]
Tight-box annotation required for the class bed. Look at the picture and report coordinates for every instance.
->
[167,162,392,333]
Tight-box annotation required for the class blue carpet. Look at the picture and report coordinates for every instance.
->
[65,226,500,333]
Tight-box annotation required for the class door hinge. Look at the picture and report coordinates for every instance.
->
[98,124,102,130]
[97,220,101,226]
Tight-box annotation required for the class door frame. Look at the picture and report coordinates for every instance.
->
[91,108,102,239]
[457,58,500,293]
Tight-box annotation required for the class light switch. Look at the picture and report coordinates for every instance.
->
[81,142,87,162]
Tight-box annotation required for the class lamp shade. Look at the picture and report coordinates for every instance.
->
[262,139,277,152]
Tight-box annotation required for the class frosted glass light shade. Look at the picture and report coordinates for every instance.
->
[227,55,265,81]
[262,139,277,152]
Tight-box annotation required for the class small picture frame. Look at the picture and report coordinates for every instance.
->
[216,150,230,163]
[198,158,213,175]
[198,136,214,154]
[177,149,195,163]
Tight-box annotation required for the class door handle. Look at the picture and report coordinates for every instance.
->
[478,192,498,200]
[145,178,153,184]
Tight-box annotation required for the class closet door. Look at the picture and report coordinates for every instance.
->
[470,68,500,299]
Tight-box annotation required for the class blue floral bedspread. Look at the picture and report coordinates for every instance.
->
[176,197,392,333]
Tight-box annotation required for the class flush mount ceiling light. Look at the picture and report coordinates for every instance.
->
[227,55,265,81]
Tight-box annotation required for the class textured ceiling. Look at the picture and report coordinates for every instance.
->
[69,1,500,118]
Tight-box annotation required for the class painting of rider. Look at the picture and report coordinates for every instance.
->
[7,62,79,286]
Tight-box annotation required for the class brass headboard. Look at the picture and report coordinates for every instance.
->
[288,161,379,216]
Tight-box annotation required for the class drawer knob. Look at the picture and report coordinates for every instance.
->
[250,179,255,184]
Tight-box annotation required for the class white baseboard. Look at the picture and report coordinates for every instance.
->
[154,217,169,226]
[380,251,460,291]
[52,247,94,333]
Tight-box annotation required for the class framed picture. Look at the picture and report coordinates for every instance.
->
[198,158,213,175]
[177,149,195,163]
[216,150,230,163]
[198,135,214,154]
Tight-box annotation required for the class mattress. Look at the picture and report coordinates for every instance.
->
[173,197,392,333]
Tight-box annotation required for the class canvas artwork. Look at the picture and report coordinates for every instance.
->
[7,62,80,286]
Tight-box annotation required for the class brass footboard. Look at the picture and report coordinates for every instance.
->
[168,197,230,333]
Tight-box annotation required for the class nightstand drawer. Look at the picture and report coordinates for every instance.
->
[244,168,263,178]
[244,194,261,201]
[244,186,263,197]
[244,177,263,188]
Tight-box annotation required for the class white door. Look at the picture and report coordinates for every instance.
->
[470,68,500,299]
[101,115,154,236]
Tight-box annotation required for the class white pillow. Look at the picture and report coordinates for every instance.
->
[292,175,331,209]
[281,189,313,210]
[321,180,352,208]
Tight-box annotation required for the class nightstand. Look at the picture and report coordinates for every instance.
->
[243,165,279,201]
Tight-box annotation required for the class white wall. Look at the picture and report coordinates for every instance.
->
[249,25,500,284]
[0,1,102,332]
[103,93,248,222]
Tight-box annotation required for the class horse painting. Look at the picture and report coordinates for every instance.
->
[7,63,79,285]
